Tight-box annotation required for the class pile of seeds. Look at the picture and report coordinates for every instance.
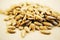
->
[4,2,60,37]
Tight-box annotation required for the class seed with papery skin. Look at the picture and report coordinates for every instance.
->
[4,2,60,36]
[51,20,58,26]
[43,22,53,26]
[34,22,42,26]
[26,21,32,26]
[8,26,16,30]
[23,15,26,20]
[29,23,35,31]
[7,29,15,33]
[47,27,52,30]
[46,16,56,20]
[24,26,30,33]
[40,30,51,35]
[39,26,47,30]
[35,26,40,30]
[4,17,11,21]
[51,13,58,17]
[19,26,23,30]
[21,30,26,38]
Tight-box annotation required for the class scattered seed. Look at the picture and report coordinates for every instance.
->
[21,30,26,38]
[7,29,15,33]
[40,30,51,35]
[8,26,16,30]
[3,2,60,37]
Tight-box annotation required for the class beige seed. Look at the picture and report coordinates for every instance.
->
[35,26,40,30]
[45,11,51,15]
[51,13,58,17]
[8,26,16,30]
[47,27,52,30]
[13,9,17,15]
[20,20,29,25]
[28,18,34,20]
[11,20,16,26]
[26,21,32,26]
[35,15,43,21]
[43,22,53,26]
[26,2,31,6]
[51,20,58,26]
[4,3,60,37]
[57,16,60,20]
[40,26,44,30]
[23,15,26,20]
[29,23,35,31]
[46,16,56,20]
[4,17,11,21]
[39,26,47,30]
[34,22,42,26]
[21,30,26,38]
[7,29,15,33]
[40,30,51,35]
[39,14,44,17]
[15,7,21,11]
[19,26,23,30]
[24,26,30,33]
[15,14,23,20]
[15,15,21,20]
[15,16,20,20]
[57,21,60,27]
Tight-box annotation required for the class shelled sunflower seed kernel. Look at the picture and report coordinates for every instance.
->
[4,2,60,37]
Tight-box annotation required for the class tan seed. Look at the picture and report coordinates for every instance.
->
[24,26,30,33]
[43,22,53,26]
[8,26,16,30]
[7,29,15,33]
[34,22,42,26]
[40,30,51,35]
[21,30,26,38]
[29,23,35,31]
[19,26,23,30]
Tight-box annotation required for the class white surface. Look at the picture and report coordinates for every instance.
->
[0,0,60,12]
[0,0,60,40]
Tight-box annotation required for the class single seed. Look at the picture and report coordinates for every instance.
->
[20,20,29,25]
[26,21,32,26]
[39,26,47,30]
[35,26,40,30]
[47,27,52,30]
[7,29,15,33]
[24,26,30,33]
[23,15,26,20]
[8,26,16,30]
[46,16,56,20]
[19,26,23,30]
[4,17,11,21]
[34,22,42,26]
[51,20,58,26]
[21,30,26,38]
[40,30,51,35]
[29,23,35,31]
[43,22,53,26]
